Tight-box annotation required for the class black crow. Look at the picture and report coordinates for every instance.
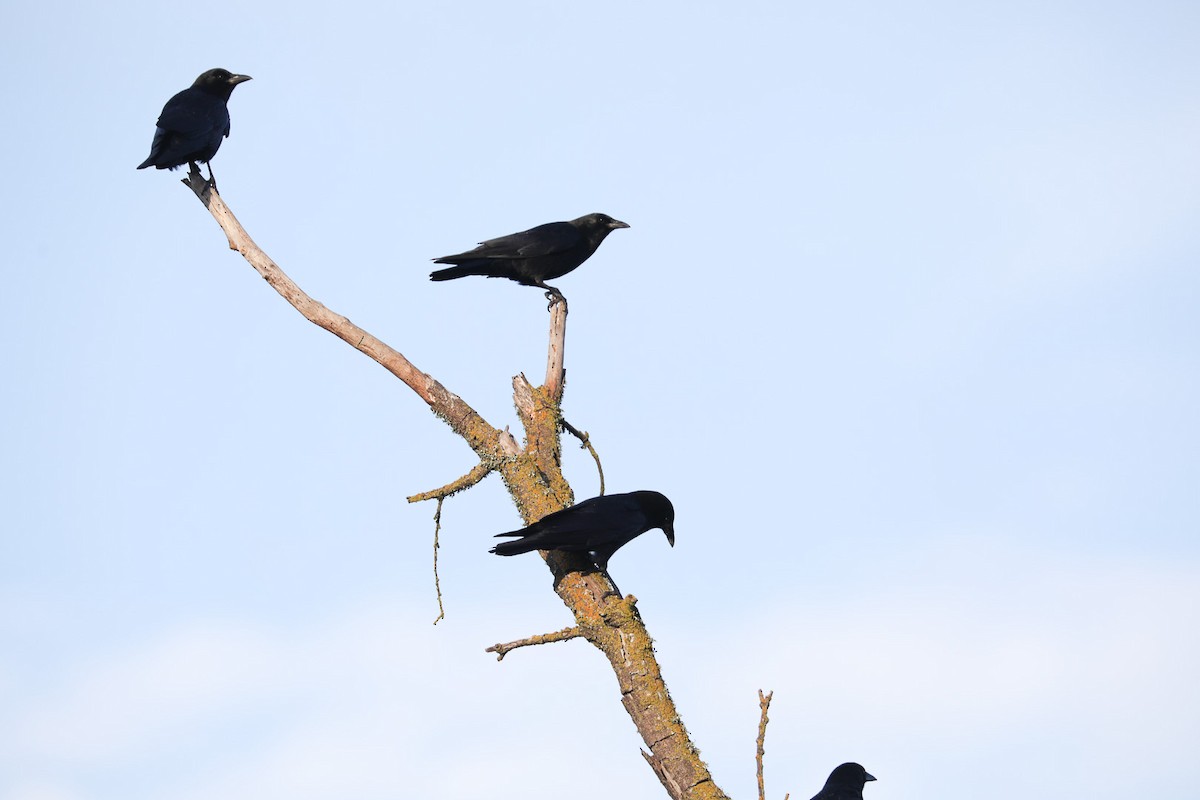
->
[809,763,876,800]
[137,68,252,181]
[431,213,629,306]
[490,491,674,589]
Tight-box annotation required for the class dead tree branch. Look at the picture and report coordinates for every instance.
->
[181,167,504,461]
[431,498,446,624]
[182,177,729,800]
[561,417,606,495]
[544,295,567,400]
[486,626,584,660]
[407,462,494,504]
[757,689,773,800]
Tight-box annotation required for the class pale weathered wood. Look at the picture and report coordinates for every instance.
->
[181,173,729,800]
[182,168,503,458]
[544,295,568,402]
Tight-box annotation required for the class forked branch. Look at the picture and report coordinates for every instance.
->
[181,174,729,800]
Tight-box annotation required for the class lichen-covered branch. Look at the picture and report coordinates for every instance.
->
[496,325,728,799]
[407,462,494,503]
[182,174,728,800]
[557,589,726,800]
[486,626,584,660]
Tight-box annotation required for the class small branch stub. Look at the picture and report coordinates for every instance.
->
[486,626,584,661]
[408,462,493,504]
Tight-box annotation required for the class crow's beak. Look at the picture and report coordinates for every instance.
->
[229,74,253,85]
[864,772,877,782]
[664,525,675,547]
[609,218,630,229]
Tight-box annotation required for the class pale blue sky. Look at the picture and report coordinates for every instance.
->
[2,1,1198,799]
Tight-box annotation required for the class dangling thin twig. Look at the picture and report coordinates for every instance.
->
[561,417,605,495]
[432,497,446,625]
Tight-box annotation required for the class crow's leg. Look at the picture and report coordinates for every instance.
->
[541,284,568,312]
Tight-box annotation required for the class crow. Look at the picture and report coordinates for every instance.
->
[809,763,876,800]
[490,490,673,592]
[137,68,252,183]
[431,213,629,306]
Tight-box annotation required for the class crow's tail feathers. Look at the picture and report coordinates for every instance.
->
[490,537,540,557]
[430,265,481,281]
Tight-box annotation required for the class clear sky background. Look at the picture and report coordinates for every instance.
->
[2,2,1198,799]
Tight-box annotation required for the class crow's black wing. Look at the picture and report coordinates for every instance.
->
[142,90,229,167]
[158,90,228,136]
[495,494,647,546]
[452,221,583,261]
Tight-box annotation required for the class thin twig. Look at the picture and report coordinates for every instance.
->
[431,497,446,624]
[757,689,773,800]
[486,626,584,661]
[561,417,605,496]
[407,462,492,504]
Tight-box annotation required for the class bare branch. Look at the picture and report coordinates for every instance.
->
[544,295,568,402]
[431,498,446,624]
[513,373,538,421]
[407,462,493,504]
[486,626,583,661]
[757,690,774,800]
[182,175,729,800]
[561,417,605,496]
[510,374,568,500]
[180,172,503,458]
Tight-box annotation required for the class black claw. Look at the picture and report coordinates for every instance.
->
[544,288,568,312]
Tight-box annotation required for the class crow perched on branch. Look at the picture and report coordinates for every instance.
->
[431,213,629,306]
[490,491,674,591]
[809,763,876,800]
[137,68,252,182]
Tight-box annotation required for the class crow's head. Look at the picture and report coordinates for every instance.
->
[193,68,252,99]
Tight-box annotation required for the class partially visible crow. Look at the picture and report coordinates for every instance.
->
[809,763,876,800]
[137,68,252,182]
[490,490,674,591]
[431,213,629,306]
